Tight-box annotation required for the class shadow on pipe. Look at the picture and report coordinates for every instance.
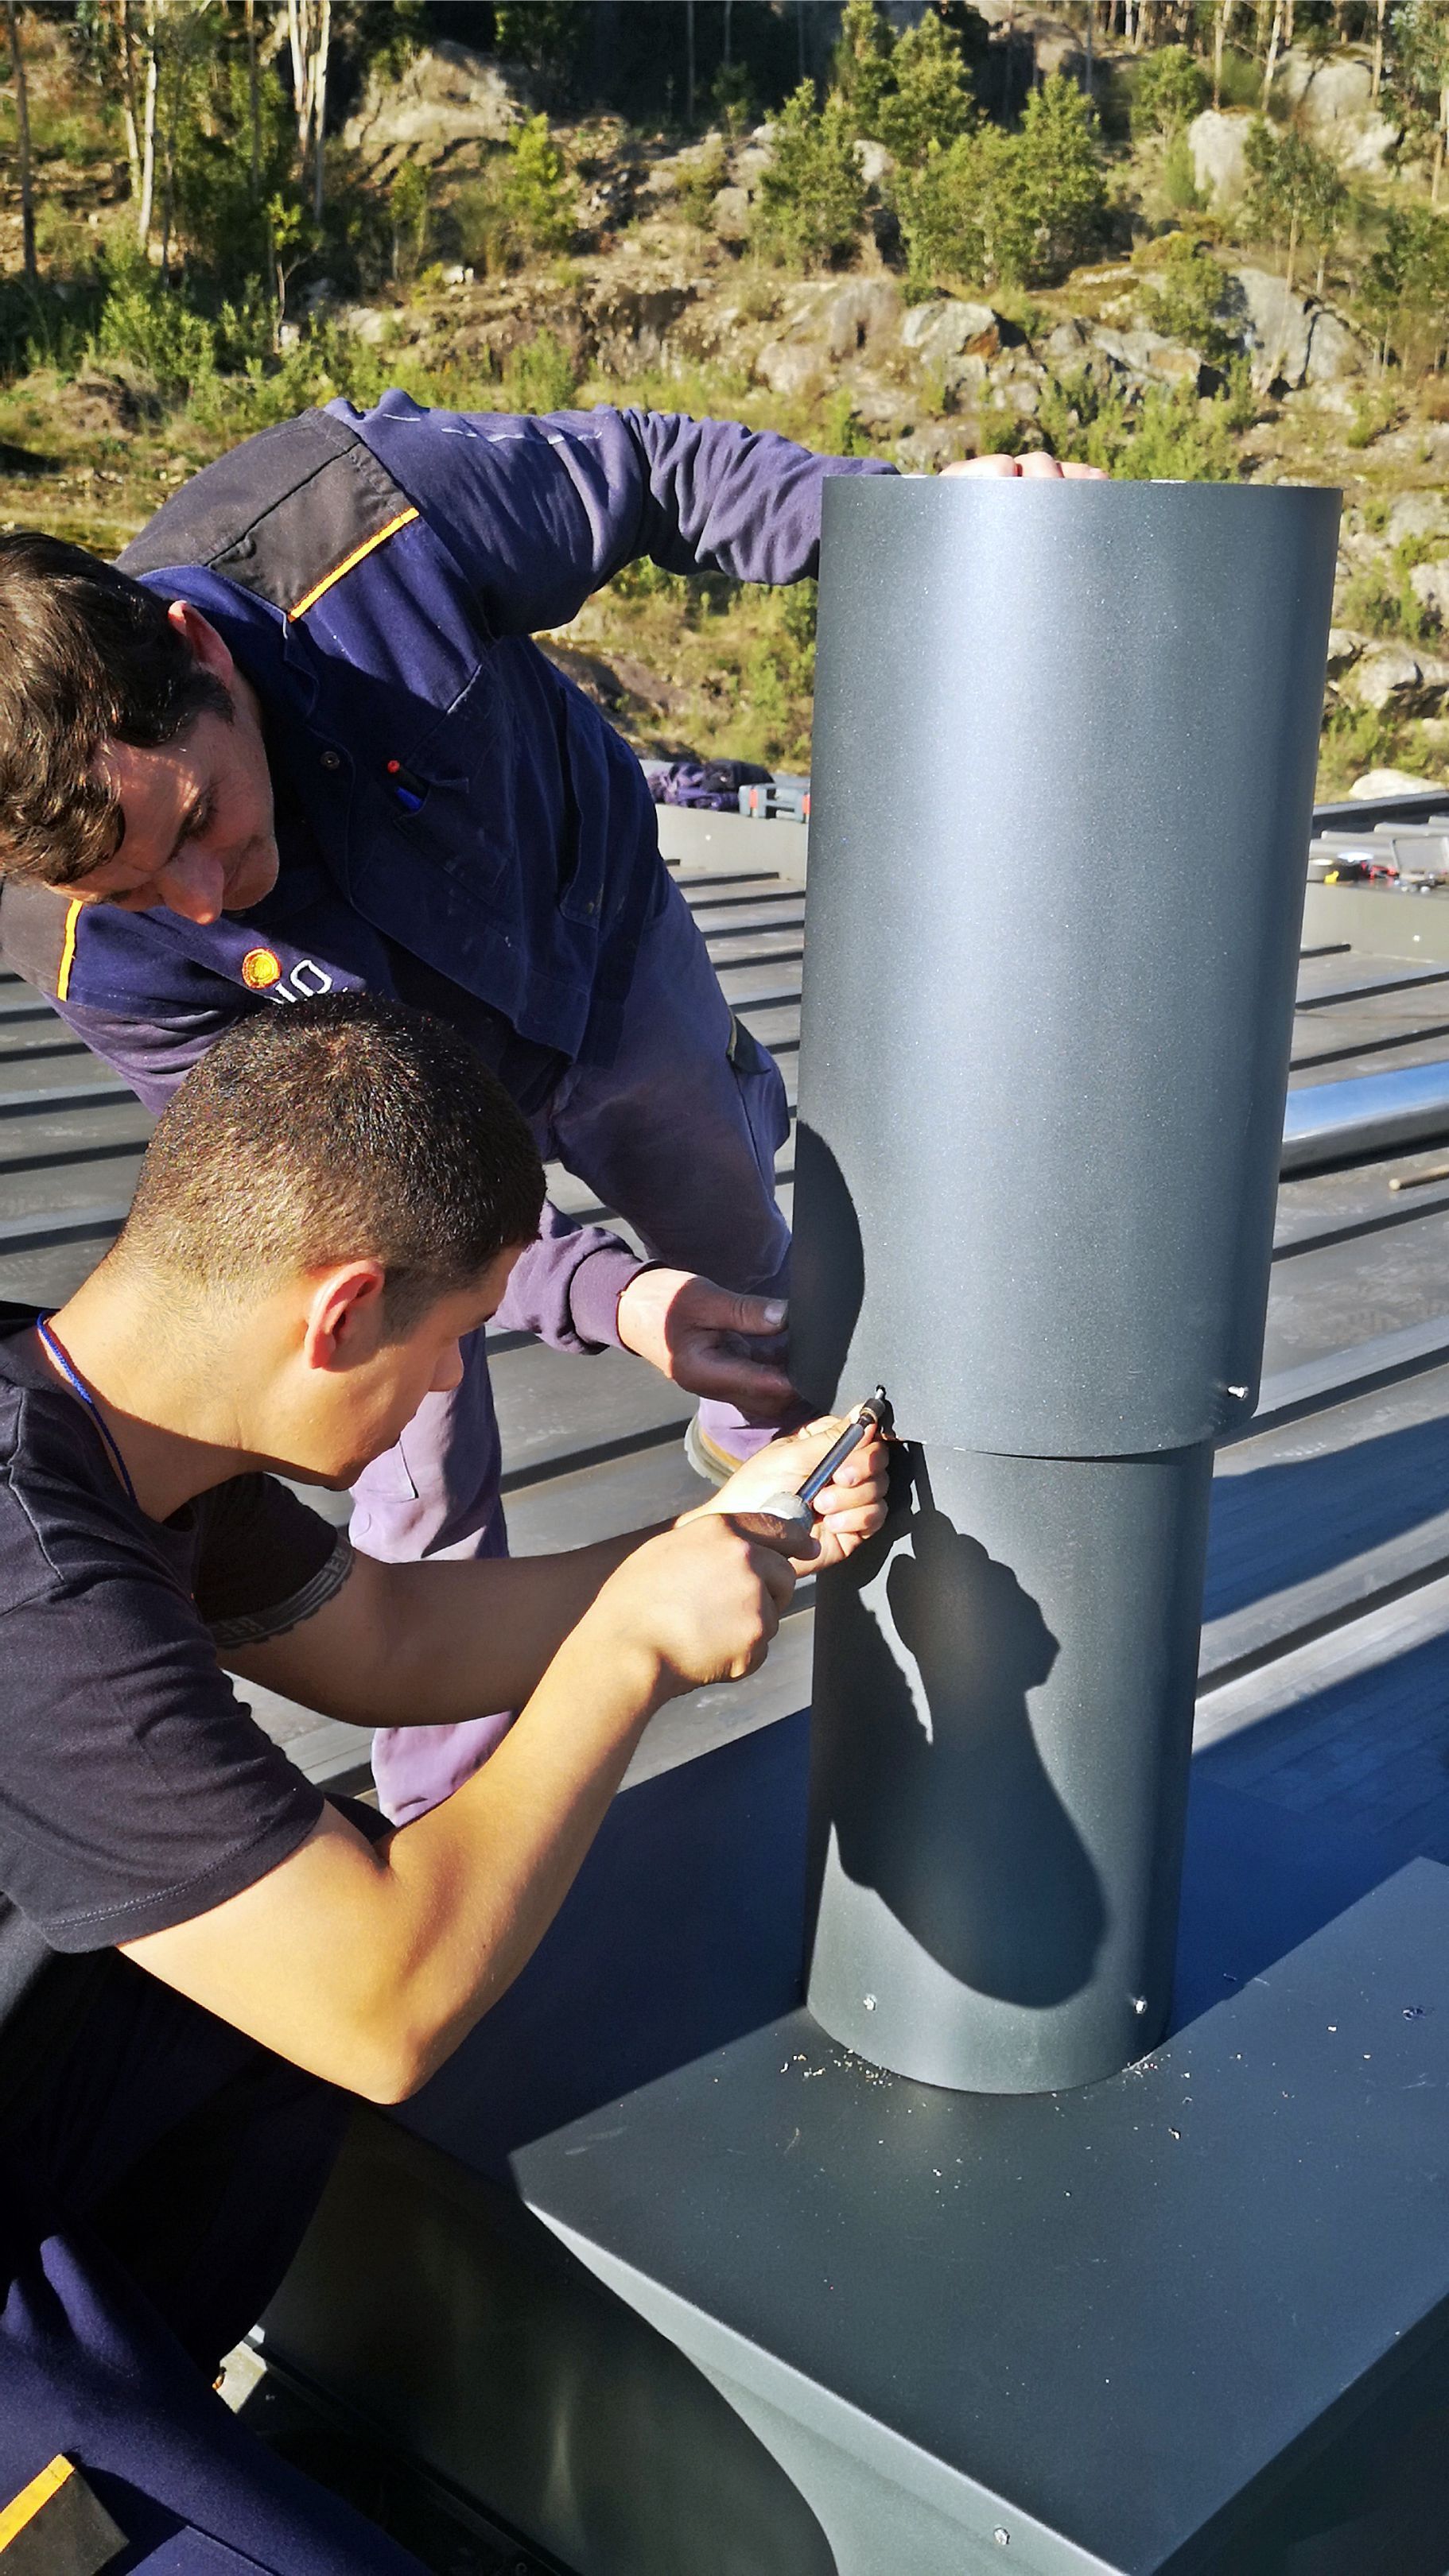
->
[789,1121,865,1414]
[810,1457,1105,2010]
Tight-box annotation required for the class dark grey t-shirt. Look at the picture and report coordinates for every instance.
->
[0,1309,352,2111]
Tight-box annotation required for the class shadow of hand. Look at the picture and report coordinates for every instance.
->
[817,1483,1106,2008]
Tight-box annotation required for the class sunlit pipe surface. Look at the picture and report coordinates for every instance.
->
[796,477,1339,2093]
[1283,1059,1449,1173]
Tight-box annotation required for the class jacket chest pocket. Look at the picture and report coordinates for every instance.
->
[374,659,512,892]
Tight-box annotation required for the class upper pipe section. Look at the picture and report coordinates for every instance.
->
[791,477,1340,1459]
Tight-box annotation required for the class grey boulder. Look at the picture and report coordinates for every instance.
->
[1349,645,1449,714]
[1189,109,1251,204]
[903,297,1003,363]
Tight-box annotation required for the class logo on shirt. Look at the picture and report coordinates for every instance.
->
[240,949,336,1005]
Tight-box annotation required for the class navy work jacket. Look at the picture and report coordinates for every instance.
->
[15,398,892,1111]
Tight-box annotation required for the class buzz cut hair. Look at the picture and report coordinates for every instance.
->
[0,529,231,886]
[111,993,546,1330]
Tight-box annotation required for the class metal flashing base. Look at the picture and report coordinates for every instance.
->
[515,1864,1449,2575]
[263,1717,1449,2576]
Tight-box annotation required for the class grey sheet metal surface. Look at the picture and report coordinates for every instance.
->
[791,476,1339,1459]
[807,1438,1214,2090]
[794,478,1338,2092]
[508,1857,1449,2576]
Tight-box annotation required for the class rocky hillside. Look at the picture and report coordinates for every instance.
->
[0,12,1446,795]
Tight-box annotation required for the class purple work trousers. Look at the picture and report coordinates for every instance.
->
[0,1938,425,2574]
[361,874,792,1824]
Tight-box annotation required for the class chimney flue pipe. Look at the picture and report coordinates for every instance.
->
[793,478,1339,2093]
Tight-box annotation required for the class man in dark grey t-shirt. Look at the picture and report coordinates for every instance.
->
[0,993,888,2574]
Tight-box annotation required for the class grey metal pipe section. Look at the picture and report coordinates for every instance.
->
[795,477,1338,2093]
[807,1441,1215,2094]
[1282,1060,1449,1173]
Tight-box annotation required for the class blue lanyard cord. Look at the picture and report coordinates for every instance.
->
[37,1317,141,1512]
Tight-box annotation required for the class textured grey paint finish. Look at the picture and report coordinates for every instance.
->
[796,477,1338,2089]
[791,477,1340,1457]
[808,1440,1214,2089]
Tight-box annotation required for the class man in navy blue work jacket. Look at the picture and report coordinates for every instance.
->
[0,404,1091,1821]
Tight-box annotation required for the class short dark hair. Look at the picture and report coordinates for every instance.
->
[112,993,546,1329]
[0,530,231,886]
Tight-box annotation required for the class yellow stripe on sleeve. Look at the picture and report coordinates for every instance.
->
[56,897,83,1003]
[288,506,420,620]
[0,2456,75,2551]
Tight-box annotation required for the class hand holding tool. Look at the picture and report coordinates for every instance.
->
[749,1387,893,1536]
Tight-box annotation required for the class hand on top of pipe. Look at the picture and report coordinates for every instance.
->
[940,455,1109,479]
[681,1413,892,1576]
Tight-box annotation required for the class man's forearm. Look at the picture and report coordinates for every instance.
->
[368,1615,671,2085]
[126,1513,790,2101]
[129,1597,674,2104]
[228,1523,669,1728]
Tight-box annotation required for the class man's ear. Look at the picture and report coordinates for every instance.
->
[165,600,236,689]
[301,1263,388,1372]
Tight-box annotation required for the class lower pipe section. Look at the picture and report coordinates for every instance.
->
[806,1440,1215,2094]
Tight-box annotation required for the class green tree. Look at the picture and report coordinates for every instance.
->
[1361,201,1449,369]
[898,80,1105,295]
[492,2,590,108]
[91,243,225,394]
[679,134,729,227]
[832,0,896,138]
[710,56,756,138]
[751,83,868,268]
[1142,231,1235,359]
[898,125,1036,290]
[389,161,428,281]
[506,326,579,413]
[1389,0,1449,202]
[1162,127,1201,211]
[173,32,294,297]
[1017,73,1106,277]
[876,9,973,168]
[1243,117,1344,293]
[374,0,429,82]
[502,112,576,258]
[266,190,316,334]
[1130,43,1210,137]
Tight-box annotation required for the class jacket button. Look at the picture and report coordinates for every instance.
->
[320,750,340,771]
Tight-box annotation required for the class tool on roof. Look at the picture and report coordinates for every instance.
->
[748,1387,892,1536]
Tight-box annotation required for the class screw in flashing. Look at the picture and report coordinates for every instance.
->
[1132,1996,1148,2015]
[993,2530,1011,2548]
[863,1994,877,2012]
[1228,1385,1249,1402]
